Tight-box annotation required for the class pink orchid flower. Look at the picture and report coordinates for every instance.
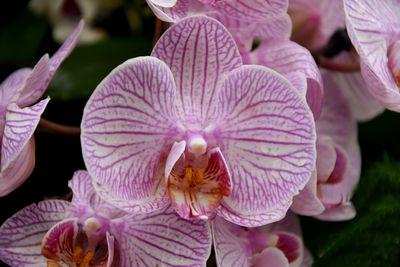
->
[288,0,384,121]
[81,16,316,227]
[291,73,361,221]
[344,0,400,113]
[0,21,83,197]
[213,212,313,267]
[0,171,211,266]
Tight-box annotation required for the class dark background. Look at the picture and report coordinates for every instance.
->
[0,1,399,266]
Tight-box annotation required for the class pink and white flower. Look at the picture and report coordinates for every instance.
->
[291,73,361,221]
[0,21,83,197]
[213,212,313,267]
[289,0,384,121]
[344,0,400,112]
[81,16,316,227]
[0,171,212,266]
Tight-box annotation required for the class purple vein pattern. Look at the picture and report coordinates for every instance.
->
[0,20,83,197]
[0,171,212,266]
[81,16,316,226]
[344,0,400,111]
[216,66,315,221]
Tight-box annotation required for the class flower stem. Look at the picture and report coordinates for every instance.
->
[152,18,163,47]
[38,118,81,135]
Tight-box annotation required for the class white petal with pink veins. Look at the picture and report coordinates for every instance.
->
[150,0,177,7]
[152,16,242,127]
[112,205,212,266]
[0,200,69,266]
[0,138,35,197]
[81,56,179,213]
[0,68,31,107]
[250,40,323,118]
[344,0,400,111]
[216,65,316,226]
[1,98,49,172]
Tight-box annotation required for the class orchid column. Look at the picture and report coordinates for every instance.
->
[81,16,317,226]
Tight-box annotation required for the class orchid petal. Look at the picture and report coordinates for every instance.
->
[1,98,49,172]
[49,20,83,78]
[41,218,78,264]
[0,138,35,197]
[217,201,292,227]
[167,147,231,219]
[216,65,316,226]
[164,140,186,182]
[112,205,212,266]
[315,138,336,183]
[212,0,288,23]
[252,247,289,267]
[150,0,178,8]
[0,68,31,106]
[212,216,252,267]
[106,233,117,267]
[250,40,323,118]
[81,56,179,213]
[146,0,190,23]
[344,0,400,111]
[291,172,324,216]
[0,200,69,266]
[68,170,126,219]
[17,54,50,107]
[316,203,356,221]
[330,71,384,121]
[152,15,242,126]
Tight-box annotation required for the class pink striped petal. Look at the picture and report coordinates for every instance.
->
[1,98,49,172]
[0,138,35,197]
[112,205,212,266]
[212,0,288,23]
[41,218,78,264]
[291,172,324,216]
[0,68,31,107]
[152,16,242,126]
[0,200,69,266]
[212,216,252,267]
[216,65,316,225]
[17,54,50,108]
[344,0,400,111]
[250,40,323,118]
[68,170,126,219]
[81,56,179,213]
[48,20,83,79]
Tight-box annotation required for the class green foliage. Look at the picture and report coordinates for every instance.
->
[0,10,47,64]
[47,36,151,101]
[302,156,400,267]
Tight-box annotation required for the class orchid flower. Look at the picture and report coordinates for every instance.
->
[213,212,313,267]
[81,16,316,227]
[0,170,211,266]
[0,21,83,197]
[291,73,361,221]
[288,0,384,121]
[344,0,400,112]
